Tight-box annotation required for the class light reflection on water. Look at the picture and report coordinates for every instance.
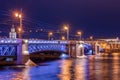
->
[0,53,120,80]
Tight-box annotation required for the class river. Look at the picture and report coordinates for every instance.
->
[0,53,120,80]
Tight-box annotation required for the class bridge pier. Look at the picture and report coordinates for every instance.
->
[22,39,29,64]
[76,42,85,58]
[95,43,101,55]
[16,39,29,65]
[68,41,86,58]
[16,40,22,64]
[69,44,76,58]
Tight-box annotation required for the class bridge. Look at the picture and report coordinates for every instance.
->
[0,38,99,65]
[0,37,120,65]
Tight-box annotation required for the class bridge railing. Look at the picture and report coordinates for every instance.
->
[28,39,68,44]
[0,38,21,44]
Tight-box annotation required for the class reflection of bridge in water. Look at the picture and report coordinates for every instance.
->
[0,38,120,65]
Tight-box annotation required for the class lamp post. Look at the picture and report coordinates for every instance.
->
[64,25,69,41]
[63,24,70,56]
[77,31,82,41]
[14,10,23,39]
[48,32,53,40]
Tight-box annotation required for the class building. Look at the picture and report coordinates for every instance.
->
[9,25,16,39]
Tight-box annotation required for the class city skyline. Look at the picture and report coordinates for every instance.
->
[0,0,120,39]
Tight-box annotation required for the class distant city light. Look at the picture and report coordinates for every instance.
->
[62,36,65,40]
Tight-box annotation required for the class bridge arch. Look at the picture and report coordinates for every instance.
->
[29,50,68,63]
[28,42,67,54]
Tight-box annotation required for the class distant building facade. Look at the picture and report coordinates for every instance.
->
[9,25,16,39]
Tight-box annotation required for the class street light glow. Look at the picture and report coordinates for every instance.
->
[14,10,23,38]
[48,32,53,40]
[77,31,82,40]
[15,13,19,17]
[18,27,22,32]
[77,31,82,35]
[63,24,69,41]
[49,32,53,36]
[14,12,22,18]
[64,26,68,30]
[18,14,22,18]
[62,36,65,40]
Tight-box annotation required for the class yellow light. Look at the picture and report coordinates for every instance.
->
[15,13,19,17]
[64,26,68,30]
[101,43,107,48]
[19,14,22,18]
[14,12,22,18]
[63,24,69,30]
[62,36,65,40]
[49,32,53,36]
[77,31,82,35]
[18,27,22,32]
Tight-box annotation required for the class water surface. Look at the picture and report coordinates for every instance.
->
[0,53,120,80]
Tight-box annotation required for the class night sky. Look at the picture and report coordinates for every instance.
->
[0,0,120,39]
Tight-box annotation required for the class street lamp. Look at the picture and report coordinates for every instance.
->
[90,36,93,40]
[14,11,23,39]
[63,24,70,56]
[48,32,53,40]
[61,36,65,40]
[63,25,69,41]
[18,27,22,32]
[77,31,82,40]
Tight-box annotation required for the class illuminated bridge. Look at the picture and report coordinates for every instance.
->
[0,38,97,65]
